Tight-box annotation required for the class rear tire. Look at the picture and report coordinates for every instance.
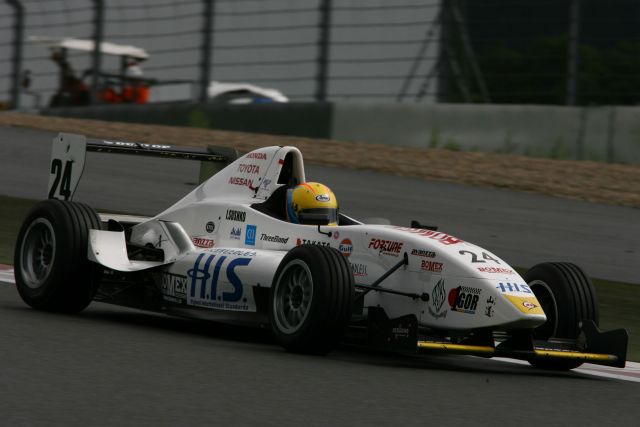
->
[524,262,598,370]
[269,244,354,355]
[14,199,102,313]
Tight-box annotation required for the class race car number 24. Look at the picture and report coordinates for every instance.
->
[48,159,73,200]
[458,250,501,264]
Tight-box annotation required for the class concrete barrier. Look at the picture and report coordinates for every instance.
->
[332,102,640,163]
[43,101,640,164]
[43,101,333,139]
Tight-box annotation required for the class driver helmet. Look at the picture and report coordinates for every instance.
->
[286,182,338,226]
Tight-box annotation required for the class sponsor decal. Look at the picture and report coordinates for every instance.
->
[427,278,447,319]
[237,164,260,174]
[245,225,257,246]
[350,262,368,277]
[246,152,267,160]
[229,227,241,240]
[448,285,482,314]
[368,238,403,256]
[207,248,257,257]
[192,237,214,248]
[161,272,188,303]
[206,221,215,233]
[478,267,515,275]
[187,253,252,311]
[339,238,353,257]
[394,227,463,246]
[504,295,544,315]
[228,176,254,189]
[261,178,272,189]
[225,209,246,222]
[296,238,330,247]
[315,194,331,202]
[411,249,436,258]
[104,140,171,149]
[333,231,340,240]
[495,282,532,294]
[421,260,443,273]
[392,327,410,338]
[260,233,289,244]
[485,296,495,318]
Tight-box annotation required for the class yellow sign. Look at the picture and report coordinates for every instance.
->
[504,295,545,315]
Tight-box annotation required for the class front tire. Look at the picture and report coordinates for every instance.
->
[524,262,598,370]
[14,199,102,313]
[269,244,354,355]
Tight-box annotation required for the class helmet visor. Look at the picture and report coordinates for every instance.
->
[297,208,338,225]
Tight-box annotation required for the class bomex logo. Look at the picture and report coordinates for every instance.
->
[245,225,257,245]
[188,253,251,303]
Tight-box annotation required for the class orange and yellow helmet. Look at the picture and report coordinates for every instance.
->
[286,182,338,226]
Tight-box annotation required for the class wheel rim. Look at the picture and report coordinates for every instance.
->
[273,260,314,334]
[20,218,56,289]
[529,279,558,339]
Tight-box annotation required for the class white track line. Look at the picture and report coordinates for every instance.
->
[2,265,638,381]
[0,267,14,285]
[492,358,640,383]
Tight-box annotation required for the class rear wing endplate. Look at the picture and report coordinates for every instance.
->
[47,133,237,201]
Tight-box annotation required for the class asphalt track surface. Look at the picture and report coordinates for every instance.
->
[1,126,639,426]
[1,284,639,427]
[1,126,638,283]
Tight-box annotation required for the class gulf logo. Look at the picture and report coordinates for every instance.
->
[339,238,353,258]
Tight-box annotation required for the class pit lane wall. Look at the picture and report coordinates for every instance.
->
[42,102,640,164]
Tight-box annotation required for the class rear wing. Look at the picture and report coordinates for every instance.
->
[48,133,237,201]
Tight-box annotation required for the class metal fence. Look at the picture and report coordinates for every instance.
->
[0,0,442,109]
[1,0,640,109]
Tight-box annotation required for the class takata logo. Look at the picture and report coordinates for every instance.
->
[339,238,353,257]
[368,238,403,256]
[296,238,330,247]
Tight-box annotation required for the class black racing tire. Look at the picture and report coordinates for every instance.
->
[14,199,102,313]
[524,262,598,370]
[269,244,354,355]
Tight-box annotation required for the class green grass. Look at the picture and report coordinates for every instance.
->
[1,195,638,361]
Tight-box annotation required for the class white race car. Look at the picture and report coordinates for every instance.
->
[14,133,628,370]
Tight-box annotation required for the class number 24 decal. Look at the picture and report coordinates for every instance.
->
[458,250,501,264]
[49,159,73,200]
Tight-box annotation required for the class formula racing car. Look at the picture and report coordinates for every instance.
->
[14,133,628,370]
